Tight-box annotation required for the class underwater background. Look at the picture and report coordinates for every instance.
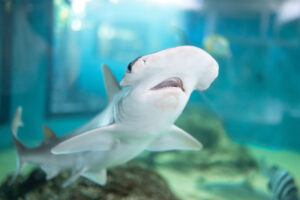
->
[0,0,300,199]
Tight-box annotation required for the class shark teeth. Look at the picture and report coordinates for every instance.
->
[151,77,185,92]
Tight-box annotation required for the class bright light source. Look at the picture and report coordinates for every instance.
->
[71,0,90,15]
[149,0,202,10]
[98,24,135,41]
[60,6,70,21]
[277,0,300,25]
[98,24,116,40]
[109,0,119,4]
[71,19,82,31]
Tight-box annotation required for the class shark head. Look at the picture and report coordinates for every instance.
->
[120,45,219,94]
[118,73,189,132]
[119,46,218,131]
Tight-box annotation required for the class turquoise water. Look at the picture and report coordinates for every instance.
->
[0,0,300,199]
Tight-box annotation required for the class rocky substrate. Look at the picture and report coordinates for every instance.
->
[0,162,179,200]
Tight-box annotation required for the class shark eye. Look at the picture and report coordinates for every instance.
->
[127,56,141,73]
[127,63,133,73]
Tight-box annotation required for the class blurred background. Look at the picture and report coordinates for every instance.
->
[1,0,299,150]
[1,0,300,199]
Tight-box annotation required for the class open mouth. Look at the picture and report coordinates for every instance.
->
[151,77,185,92]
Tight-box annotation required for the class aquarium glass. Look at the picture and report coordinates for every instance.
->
[0,0,300,199]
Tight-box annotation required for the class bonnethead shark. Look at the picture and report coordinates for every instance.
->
[11,45,219,187]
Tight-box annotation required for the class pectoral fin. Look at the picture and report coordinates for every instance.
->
[81,169,107,186]
[51,124,119,154]
[146,125,202,151]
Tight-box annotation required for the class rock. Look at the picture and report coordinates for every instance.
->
[0,162,179,200]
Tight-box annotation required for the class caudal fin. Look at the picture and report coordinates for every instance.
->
[10,106,28,183]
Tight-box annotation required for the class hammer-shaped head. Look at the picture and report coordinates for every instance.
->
[120,45,219,94]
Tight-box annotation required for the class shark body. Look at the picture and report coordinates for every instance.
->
[11,45,218,186]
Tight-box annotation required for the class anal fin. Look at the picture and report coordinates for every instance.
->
[62,167,87,188]
[40,165,59,180]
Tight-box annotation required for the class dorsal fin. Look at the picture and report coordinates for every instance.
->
[102,64,121,102]
[43,125,57,140]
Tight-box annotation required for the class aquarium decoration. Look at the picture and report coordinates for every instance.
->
[1,163,179,200]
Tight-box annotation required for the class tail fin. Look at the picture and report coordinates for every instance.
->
[10,106,28,183]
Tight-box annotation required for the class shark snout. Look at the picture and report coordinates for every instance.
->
[150,77,185,92]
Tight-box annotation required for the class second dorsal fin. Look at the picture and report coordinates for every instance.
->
[43,125,57,141]
[102,64,121,103]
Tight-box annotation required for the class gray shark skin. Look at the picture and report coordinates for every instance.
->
[11,45,219,187]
